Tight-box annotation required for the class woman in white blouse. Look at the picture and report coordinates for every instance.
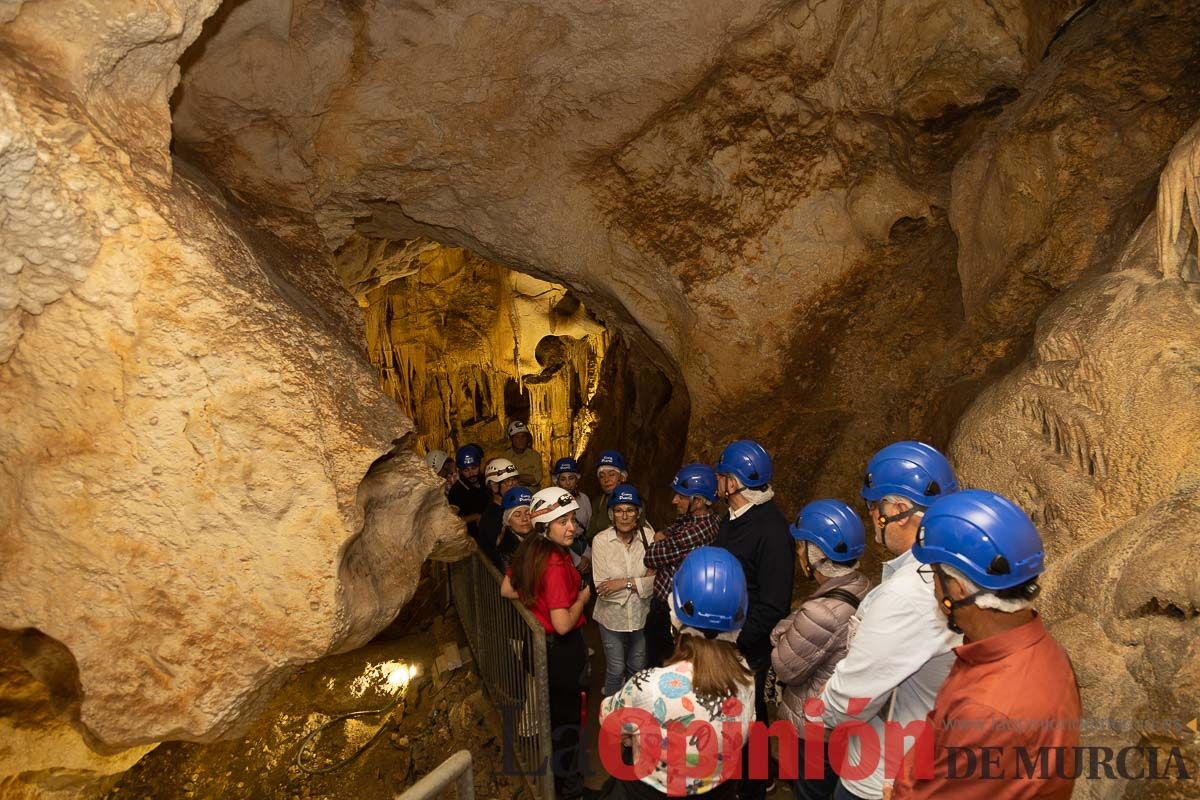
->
[592,483,656,696]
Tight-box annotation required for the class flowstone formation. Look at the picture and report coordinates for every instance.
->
[953,148,1200,796]
[0,0,467,787]
[337,236,610,476]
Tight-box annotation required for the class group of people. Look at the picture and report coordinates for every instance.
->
[425,430,1082,800]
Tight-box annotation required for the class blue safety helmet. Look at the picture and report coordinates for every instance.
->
[791,499,866,563]
[501,486,533,511]
[597,450,627,472]
[913,490,1044,591]
[861,441,958,506]
[552,457,581,476]
[455,444,483,469]
[671,463,718,503]
[715,440,773,488]
[609,483,641,508]
[672,547,748,634]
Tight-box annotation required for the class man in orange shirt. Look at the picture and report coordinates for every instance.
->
[892,490,1081,800]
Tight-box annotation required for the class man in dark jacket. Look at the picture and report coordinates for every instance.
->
[713,439,795,800]
[446,445,490,541]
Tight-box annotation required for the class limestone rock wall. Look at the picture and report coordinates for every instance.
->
[172,0,1083,424]
[0,15,465,758]
[951,215,1200,796]
[4,0,1200,793]
[0,630,154,799]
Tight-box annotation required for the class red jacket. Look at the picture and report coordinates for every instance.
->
[893,614,1081,800]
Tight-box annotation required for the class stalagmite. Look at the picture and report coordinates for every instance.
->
[1156,118,1200,282]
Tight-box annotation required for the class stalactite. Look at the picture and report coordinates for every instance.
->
[345,236,610,474]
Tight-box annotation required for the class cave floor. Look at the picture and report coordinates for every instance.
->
[106,565,528,800]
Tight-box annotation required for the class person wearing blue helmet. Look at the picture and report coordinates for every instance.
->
[816,442,961,800]
[771,500,872,800]
[860,440,959,551]
[447,444,490,541]
[713,439,794,800]
[553,456,593,533]
[586,449,629,541]
[600,546,755,798]
[492,486,534,572]
[892,490,1081,800]
[591,484,656,696]
[642,463,721,667]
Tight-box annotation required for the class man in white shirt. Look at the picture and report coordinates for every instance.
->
[815,442,962,800]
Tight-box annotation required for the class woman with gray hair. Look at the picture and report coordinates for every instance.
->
[771,500,872,800]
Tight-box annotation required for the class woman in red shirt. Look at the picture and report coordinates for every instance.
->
[502,487,593,799]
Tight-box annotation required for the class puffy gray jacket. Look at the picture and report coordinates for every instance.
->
[770,571,872,728]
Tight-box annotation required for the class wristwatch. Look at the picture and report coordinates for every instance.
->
[625,579,633,591]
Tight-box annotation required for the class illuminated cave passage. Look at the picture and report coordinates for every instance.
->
[338,236,689,508]
[2,0,1200,798]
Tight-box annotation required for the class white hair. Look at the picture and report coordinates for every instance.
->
[807,542,857,578]
[882,494,925,515]
[940,564,1033,613]
[727,475,774,506]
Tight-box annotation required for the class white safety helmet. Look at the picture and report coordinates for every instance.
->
[507,420,531,438]
[484,457,519,485]
[529,487,580,526]
[425,450,448,474]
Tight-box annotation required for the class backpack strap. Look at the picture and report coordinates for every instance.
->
[822,587,862,610]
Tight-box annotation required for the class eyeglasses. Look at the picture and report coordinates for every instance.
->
[916,564,936,584]
[613,507,639,516]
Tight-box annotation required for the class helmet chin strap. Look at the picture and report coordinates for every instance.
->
[934,568,984,635]
[876,504,920,547]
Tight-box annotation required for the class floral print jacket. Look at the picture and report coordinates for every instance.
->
[599,660,756,796]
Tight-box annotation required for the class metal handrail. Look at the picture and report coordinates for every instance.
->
[395,749,473,799]
[449,550,556,800]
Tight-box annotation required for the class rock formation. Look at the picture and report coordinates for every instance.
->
[3,0,1200,794]
[0,0,466,766]
[953,211,1200,795]
[337,236,611,478]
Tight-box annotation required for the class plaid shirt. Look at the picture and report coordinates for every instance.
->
[643,512,720,602]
